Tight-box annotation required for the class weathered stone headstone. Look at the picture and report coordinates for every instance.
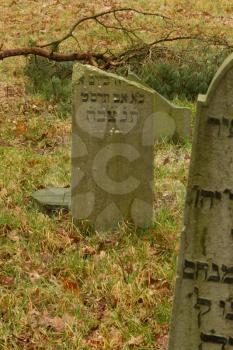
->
[32,64,191,230]
[72,65,157,230]
[169,53,233,349]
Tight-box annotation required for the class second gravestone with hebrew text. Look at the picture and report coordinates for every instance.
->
[71,65,157,230]
[168,53,233,350]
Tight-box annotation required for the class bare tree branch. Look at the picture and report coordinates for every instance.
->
[0,32,230,69]
[0,8,231,69]
[38,7,168,49]
[0,47,108,63]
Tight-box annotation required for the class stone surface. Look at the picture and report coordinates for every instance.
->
[168,53,233,350]
[127,72,191,141]
[72,64,157,230]
[32,187,71,209]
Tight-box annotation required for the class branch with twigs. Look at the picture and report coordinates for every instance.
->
[38,7,169,50]
[0,47,106,64]
[0,7,231,69]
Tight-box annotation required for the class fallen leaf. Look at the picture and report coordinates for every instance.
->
[156,333,169,350]
[82,245,96,256]
[127,335,144,346]
[1,276,14,285]
[161,280,170,290]
[32,104,40,111]
[42,315,64,332]
[15,120,27,136]
[27,159,38,167]
[29,271,41,282]
[0,188,8,198]
[109,327,123,348]
[41,312,76,332]
[8,230,19,242]
[62,313,76,325]
[63,278,80,294]
[86,332,104,348]
[99,250,106,259]
[202,11,210,16]
[163,156,170,165]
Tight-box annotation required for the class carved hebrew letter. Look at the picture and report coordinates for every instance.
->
[196,261,209,281]
[194,187,201,207]
[96,110,106,122]
[120,110,127,123]
[200,189,215,208]
[81,92,89,102]
[113,93,120,103]
[222,265,233,284]
[114,79,121,86]
[107,110,117,123]
[95,76,109,86]
[183,259,196,280]
[200,333,227,350]
[130,110,139,123]
[222,117,229,134]
[207,263,221,282]
[220,299,233,320]
[77,76,85,85]
[194,287,212,327]
[138,93,145,104]
[101,94,109,103]
[207,116,221,136]
[88,75,95,85]
[229,119,233,137]
[86,110,95,122]
[130,93,137,104]
[90,93,97,102]
[121,94,128,103]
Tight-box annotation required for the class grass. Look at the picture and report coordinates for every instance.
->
[0,100,191,348]
[0,0,227,348]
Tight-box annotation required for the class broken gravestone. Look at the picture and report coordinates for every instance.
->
[32,64,191,230]
[71,65,156,230]
[168,53,233,350]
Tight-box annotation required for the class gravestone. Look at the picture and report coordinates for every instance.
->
[72,65,157,230]
[32,64,191,231]
[168,53,233,349]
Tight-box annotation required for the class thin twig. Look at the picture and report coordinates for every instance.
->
[38,7,168,49]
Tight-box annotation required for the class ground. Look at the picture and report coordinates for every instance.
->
[0,1,231,349]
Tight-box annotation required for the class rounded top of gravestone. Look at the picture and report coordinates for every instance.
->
[198,52,233,106]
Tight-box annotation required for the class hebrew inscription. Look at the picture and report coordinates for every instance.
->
[71,64,154,230]
[168,54,233,350]
[80,91,145,104]
[183,260,233,284]
[207,116,233,138]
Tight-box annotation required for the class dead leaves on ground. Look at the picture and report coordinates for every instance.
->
[81,245,96,256]
[156,328,169,350]
[127,335,144,347]
[62,278,80,294]
[40,311,76,332]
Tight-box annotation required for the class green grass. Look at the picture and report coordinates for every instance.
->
[0,1,204,348]
[0,101,192,348]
